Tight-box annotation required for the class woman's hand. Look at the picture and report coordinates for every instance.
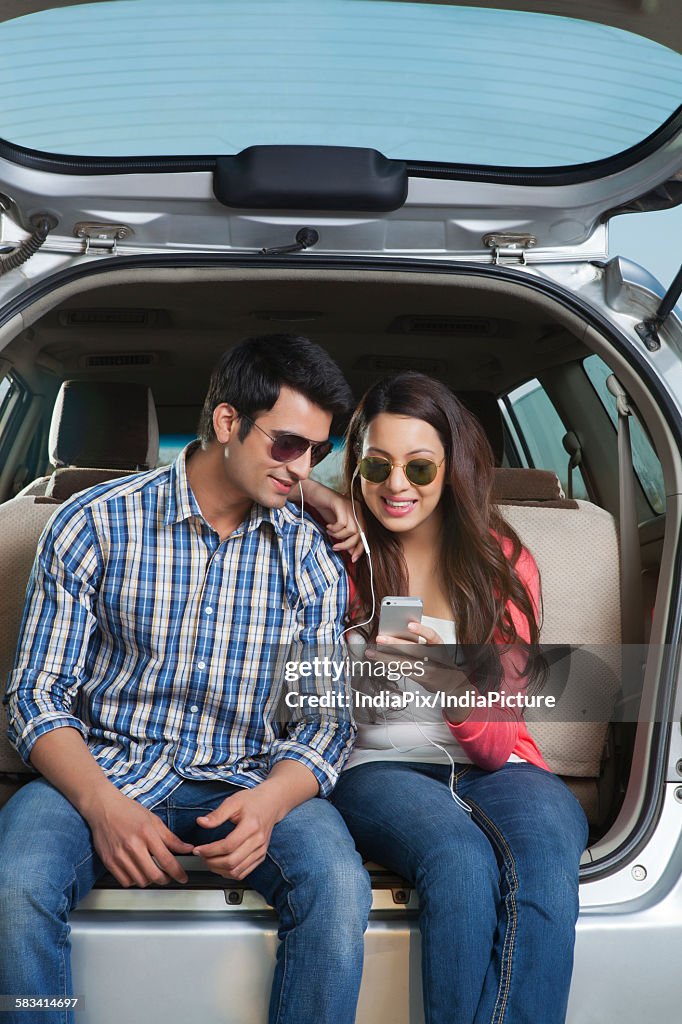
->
[298,478,366,562]
[367,621,471,697]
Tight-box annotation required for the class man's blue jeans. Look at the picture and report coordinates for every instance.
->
[0,778,371,1024]
[333,760,589,1024]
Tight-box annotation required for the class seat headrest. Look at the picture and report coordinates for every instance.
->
[49,381,159,470]
[493,467,574,506]
[455,390,504,466]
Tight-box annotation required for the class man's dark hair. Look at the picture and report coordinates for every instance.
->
[198,334,353,446]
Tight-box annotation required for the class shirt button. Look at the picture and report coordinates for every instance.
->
[197,661,206,670]
[205,606,213,615]
[214,555,222,565]
[190,705,199,713]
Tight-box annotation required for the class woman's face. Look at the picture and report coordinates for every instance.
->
[359,413,446,535]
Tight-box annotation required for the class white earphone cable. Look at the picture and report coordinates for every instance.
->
[337,466,375,642]
[298,480,305,528]
[377,704,471,813]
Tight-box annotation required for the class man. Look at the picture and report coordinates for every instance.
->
[0,334,371,1024]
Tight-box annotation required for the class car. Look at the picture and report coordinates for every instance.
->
[0,1,681,1022]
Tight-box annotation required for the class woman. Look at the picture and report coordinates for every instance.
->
[309,372,588,1024]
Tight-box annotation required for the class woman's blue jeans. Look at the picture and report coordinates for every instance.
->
[333,760,588,1024]
[0,778,371,1024]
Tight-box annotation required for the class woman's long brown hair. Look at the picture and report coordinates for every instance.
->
[344,372,545,693]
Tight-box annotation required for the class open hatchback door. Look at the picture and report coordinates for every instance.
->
[0,0,680,287]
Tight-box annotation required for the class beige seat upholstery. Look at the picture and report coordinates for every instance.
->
[0,381,159,799]
[500,501,621,743]
[492,470,622,825]
[464,391,624,824]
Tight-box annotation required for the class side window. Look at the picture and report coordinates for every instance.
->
[583,354,666,515]
[0,374,20,432]
[0,371,30,460]
[310,439,345,490]
[157,433,198,466]
[502,379,589,499]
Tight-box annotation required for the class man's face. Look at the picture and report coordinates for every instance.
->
[217,385,333,508]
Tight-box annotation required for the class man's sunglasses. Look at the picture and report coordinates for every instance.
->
[358,455,446,486]
[241,414,333,467]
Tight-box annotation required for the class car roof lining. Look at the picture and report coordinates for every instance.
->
[1,263,676,476]
[1,262,678,497]
[2,265,592,399]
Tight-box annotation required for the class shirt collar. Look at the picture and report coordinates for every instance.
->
[243,502,284,538]
[164,441,283,538]
[165,441,202,526]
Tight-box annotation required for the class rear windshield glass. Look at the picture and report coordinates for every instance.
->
[2,0,681,167]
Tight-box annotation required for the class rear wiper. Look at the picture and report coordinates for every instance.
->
[260,227,319,256]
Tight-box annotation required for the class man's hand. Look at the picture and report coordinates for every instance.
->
[192,784,284,881]
[192,762,318,880]
[83,788,194,889]
[28,728,193,888]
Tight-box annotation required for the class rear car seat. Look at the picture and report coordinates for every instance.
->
[459,391,623,825]
[0,380,159,806]
[493,467,622,825]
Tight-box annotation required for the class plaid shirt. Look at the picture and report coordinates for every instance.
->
[6,444,352,805]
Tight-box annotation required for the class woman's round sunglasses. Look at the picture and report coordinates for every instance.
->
[241,413,333,466]
[358,455,445,486]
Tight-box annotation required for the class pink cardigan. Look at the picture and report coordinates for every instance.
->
[444,541,549,772]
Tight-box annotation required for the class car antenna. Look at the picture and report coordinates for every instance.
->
[635,262,682,351]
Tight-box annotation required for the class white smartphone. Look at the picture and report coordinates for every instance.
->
[378,596,423,641]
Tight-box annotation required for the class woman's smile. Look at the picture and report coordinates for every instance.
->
[380,495,418,517]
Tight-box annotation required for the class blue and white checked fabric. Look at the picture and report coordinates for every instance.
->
[6,444,352,804]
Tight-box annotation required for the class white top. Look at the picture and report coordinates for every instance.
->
[343,615,524,772]
[343,615,473,771]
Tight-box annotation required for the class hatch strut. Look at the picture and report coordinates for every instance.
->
[0,213,58,277]
[635,262,682,351]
